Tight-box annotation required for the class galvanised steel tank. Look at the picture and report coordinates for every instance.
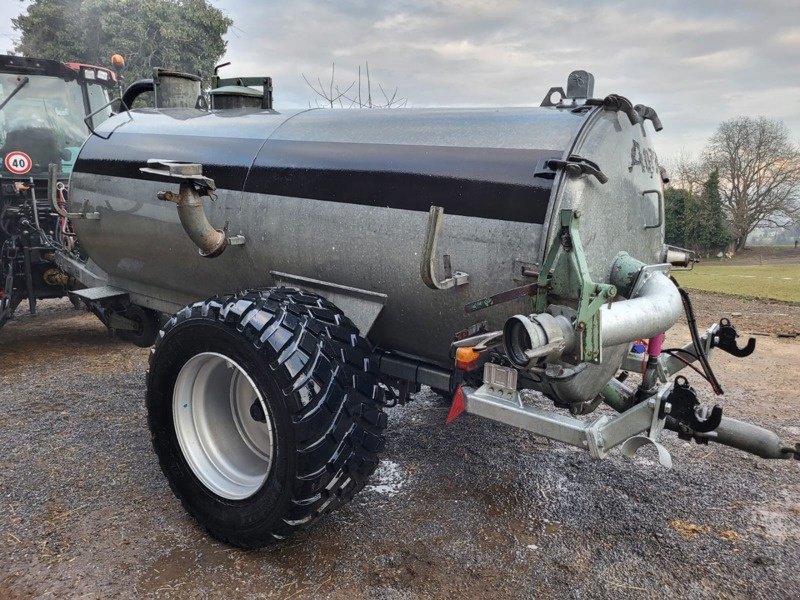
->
[68,86,665,370]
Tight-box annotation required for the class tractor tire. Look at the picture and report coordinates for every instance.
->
[146,288,388,548]
[117,304,160,347]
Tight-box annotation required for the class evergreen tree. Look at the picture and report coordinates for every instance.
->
[698,170,731,253]
[12,0,232,85]
[683,190,704,253]
[682,170,732,255]
[664,187,691,247]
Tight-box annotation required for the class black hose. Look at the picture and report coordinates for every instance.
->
[121,79,154,110]
[671,277,724,395]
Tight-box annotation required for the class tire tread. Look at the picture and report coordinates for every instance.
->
[148,287,386,548]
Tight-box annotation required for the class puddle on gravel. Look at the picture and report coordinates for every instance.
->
[543,523,562,535]
[363,459,407,497]
[751,489,800,543]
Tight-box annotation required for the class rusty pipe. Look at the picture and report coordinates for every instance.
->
[158,184,227,258]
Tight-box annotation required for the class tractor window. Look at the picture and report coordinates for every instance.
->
[0,74,90,177]
[86,81,112,126]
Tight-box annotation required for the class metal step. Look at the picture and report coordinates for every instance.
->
[71,285,128,302]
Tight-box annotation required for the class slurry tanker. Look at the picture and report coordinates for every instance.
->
[57,70,798,548]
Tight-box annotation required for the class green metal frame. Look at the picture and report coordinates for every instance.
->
[535,210,617,363]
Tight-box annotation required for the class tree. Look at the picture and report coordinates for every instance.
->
[303,62,407,109]
[669,152,706,197]
[695,170,731,253]
[12,0,232,85]
[704,116,800,250]
[664,187,690,247]
[666,173,731,255]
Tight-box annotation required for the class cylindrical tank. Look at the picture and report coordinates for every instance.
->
[69,102,665,369]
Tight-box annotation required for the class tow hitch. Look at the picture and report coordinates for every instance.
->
[457,342,799,466]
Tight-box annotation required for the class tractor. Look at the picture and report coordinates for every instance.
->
[0,54,118,330]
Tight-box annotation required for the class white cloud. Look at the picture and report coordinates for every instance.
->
[684,49,751,70]
[774,27,800,48]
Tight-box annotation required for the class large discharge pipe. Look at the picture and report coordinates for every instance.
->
[504,269,682,367]
[599,270,681,347]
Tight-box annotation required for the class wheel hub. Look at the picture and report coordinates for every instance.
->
[172,352,274,500]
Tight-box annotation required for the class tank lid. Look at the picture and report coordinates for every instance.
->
[153,68,201,83]
[209,85,263,98]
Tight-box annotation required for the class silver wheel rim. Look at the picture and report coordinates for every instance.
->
[173,352,274,500]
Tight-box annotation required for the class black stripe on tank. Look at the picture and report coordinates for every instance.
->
[74,133,560,224]
[74,133,263,190]
[244,140,559,224]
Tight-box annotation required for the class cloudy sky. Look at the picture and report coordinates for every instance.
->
[1,0,798,160]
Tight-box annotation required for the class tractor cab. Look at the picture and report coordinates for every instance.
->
[0,55,116,178]
[0,54,117,330]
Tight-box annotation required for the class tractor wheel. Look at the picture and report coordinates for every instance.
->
[117,304,160,347]
[146,288,387,548]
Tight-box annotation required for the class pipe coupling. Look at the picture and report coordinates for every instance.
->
[503,313,575,368]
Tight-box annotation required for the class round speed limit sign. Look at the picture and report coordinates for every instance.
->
[4,151,33,175]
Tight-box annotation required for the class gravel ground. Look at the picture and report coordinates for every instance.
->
[1,296,798,599]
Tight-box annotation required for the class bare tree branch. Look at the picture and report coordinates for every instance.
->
[302,61,407,110]
[703,116,800,250]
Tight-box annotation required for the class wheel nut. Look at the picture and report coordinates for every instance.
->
[249,400,266,422]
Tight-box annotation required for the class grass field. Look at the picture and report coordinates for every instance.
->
[673,263,800,302]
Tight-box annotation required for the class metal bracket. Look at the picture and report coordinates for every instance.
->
[713,318,756,358]
[620,436,673,468]
[481,363,520,404]
[71,285,128,302]
[271,271,387,335]
[65,211,100,220]
[585,416,611,459]
[618,389,672,467]
[540,86,565,107]
[585,94,640,126]
[666,377,723,433]
[536,155,608,185]
[566,70,595,99]
[140,159,216,191]
[420,206,469,290]
[464,282,539,314]
[535,210,617,363]
[462,370,671,466]
[540,71,595,107]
